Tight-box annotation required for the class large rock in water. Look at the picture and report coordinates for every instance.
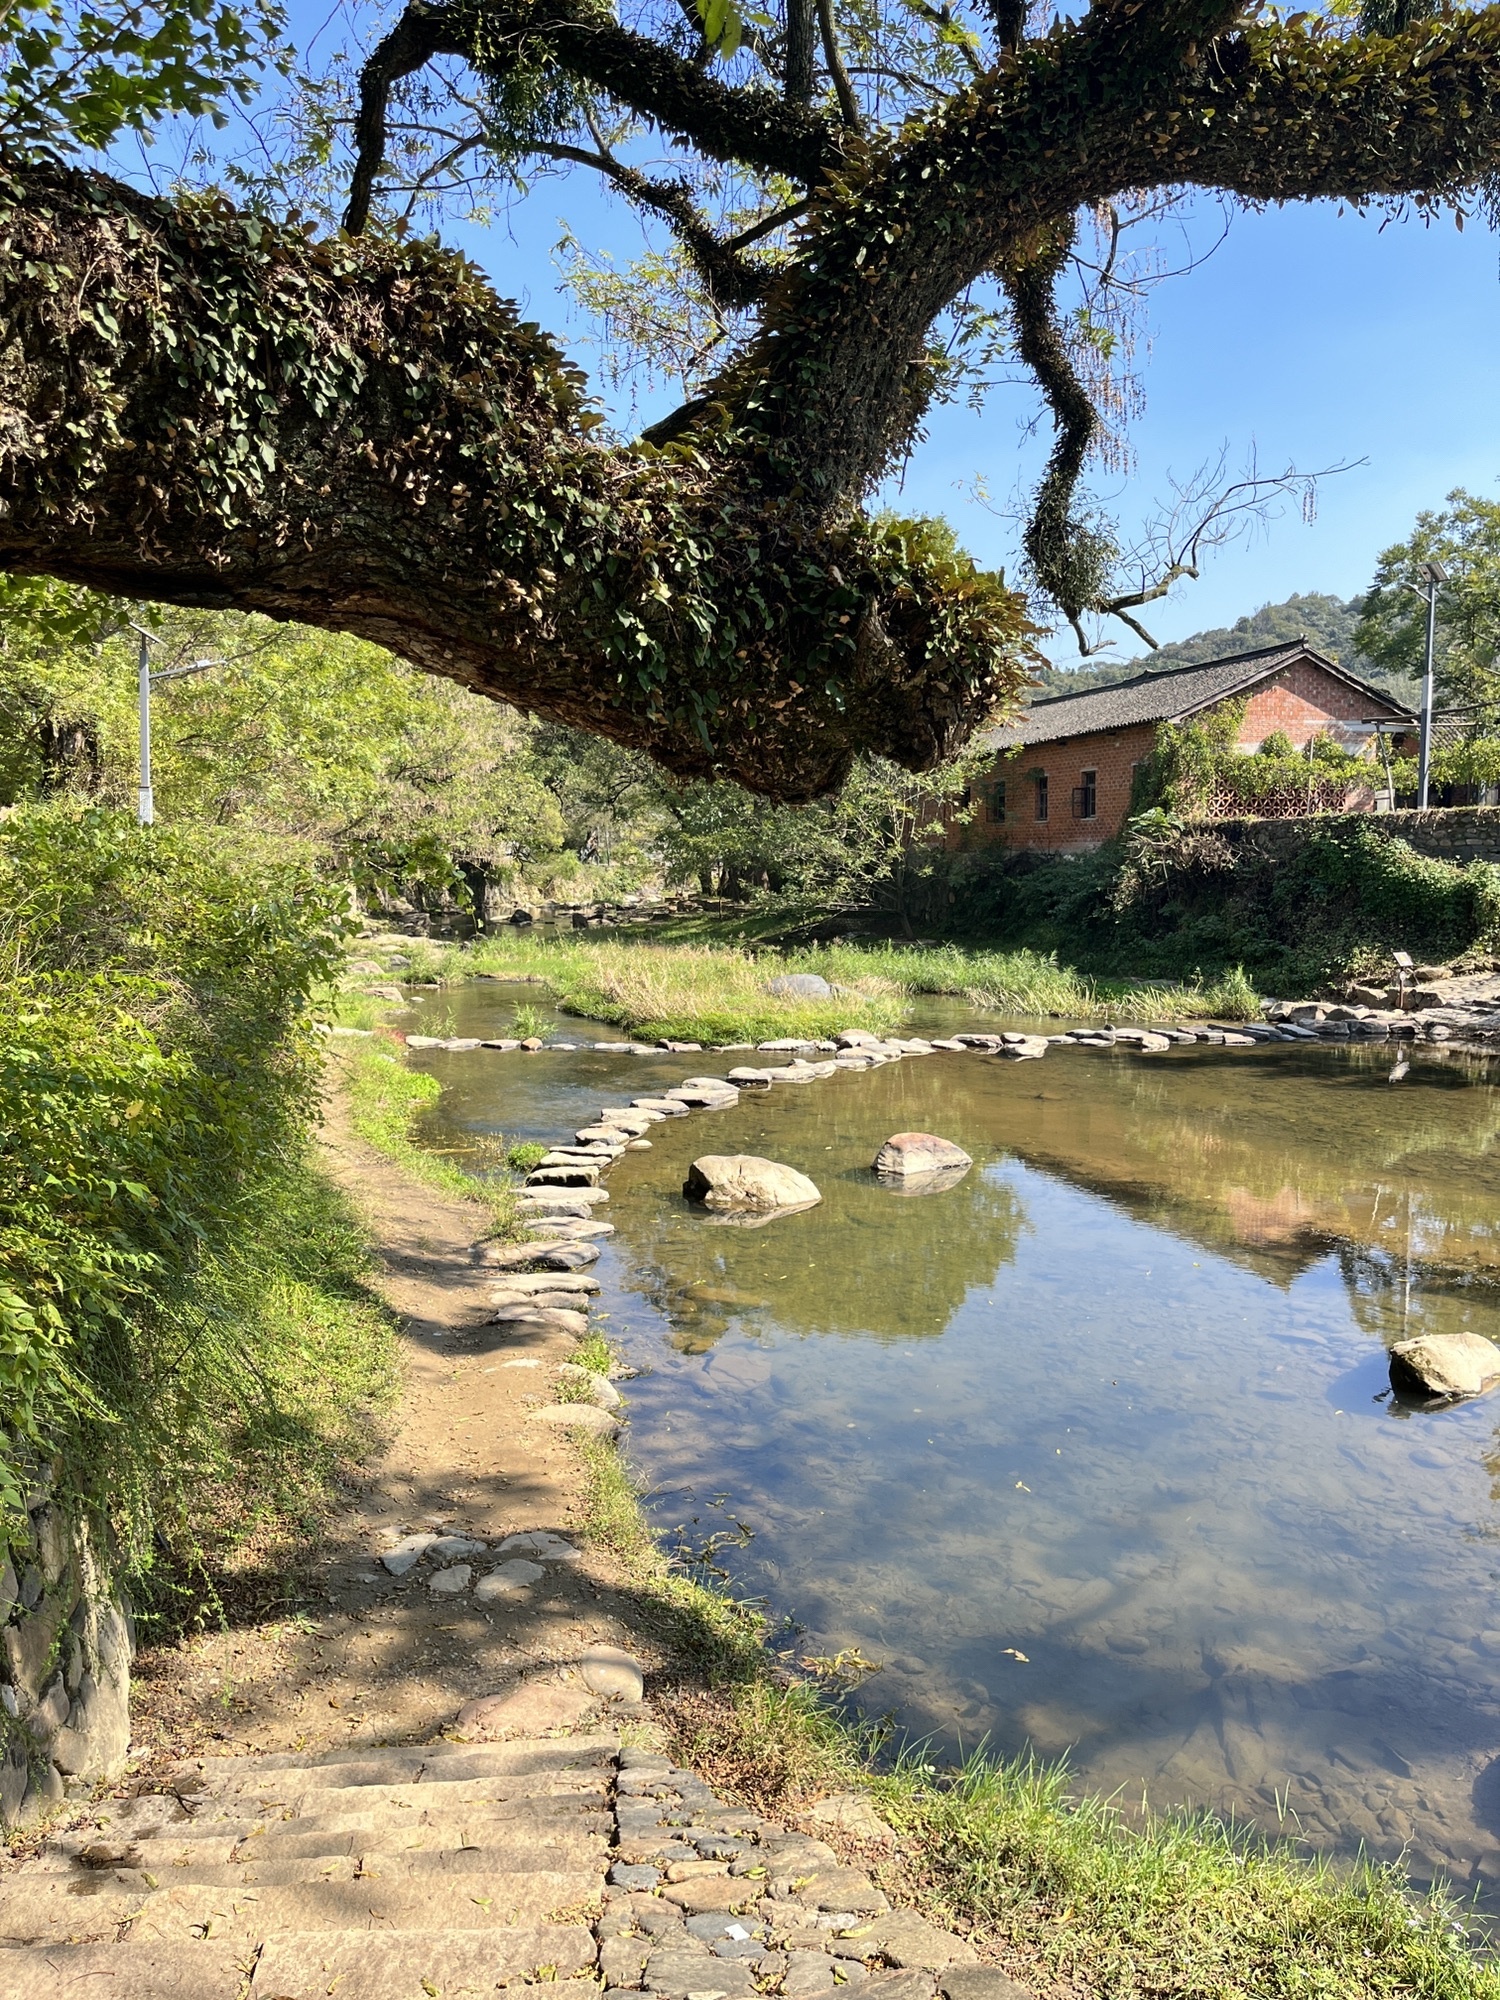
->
[765,973,832,999]
[1391,1333,1500,1401]
[873,1133,973,1178]
[684,1155,822,1212]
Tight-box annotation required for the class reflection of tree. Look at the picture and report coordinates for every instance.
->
[993,1058,1500,1293]
[1336,1240,1500,1354]
[621,1169,1027,1349]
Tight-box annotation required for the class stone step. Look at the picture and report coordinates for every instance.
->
[0,1939,248,2000]
[50,1786,610,1859]
[247,1925,597,1998]
[31,1819,609,1875]
[177,1735,617,1800]
[186,1773,613,1821]
[0,1872,599,1947]
[0,1920,596,2000]
[28,1835,608,1891]
[178,1733,547,1777]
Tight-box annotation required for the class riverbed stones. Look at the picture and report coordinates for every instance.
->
[684,1156,822,1213]
[581,1644,645,1702]
[631,1097,691,1116]
[1391,1332,1500,1401]
[998,1036,1048,1060]
[428,1563,472,1595]
[873,1134,972,1179]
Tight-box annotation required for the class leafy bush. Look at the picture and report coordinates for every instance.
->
[0,804,393,1607]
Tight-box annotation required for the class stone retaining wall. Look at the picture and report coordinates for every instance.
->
[0,1476,132,1828]
[1213,805,1500,866]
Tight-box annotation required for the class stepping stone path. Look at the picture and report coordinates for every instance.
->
[0,1733,1036,1999]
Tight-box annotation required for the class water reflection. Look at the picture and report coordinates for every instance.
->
[413,985,1500,1899]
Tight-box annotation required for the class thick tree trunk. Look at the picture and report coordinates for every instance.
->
[0,162,1031,802]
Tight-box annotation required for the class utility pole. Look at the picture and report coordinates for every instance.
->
[1415,558,1447,810]
[137,628,155,825]
[132,623,224,825]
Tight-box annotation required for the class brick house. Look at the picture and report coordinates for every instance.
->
[957,639,1416,854]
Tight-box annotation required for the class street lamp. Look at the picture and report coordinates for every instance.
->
[132,625,224,825]
[1402,559,1447,810]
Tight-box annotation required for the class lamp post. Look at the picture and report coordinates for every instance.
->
[1413,559,1447,810]
[132,625,224,824]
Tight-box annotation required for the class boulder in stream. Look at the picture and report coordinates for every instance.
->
[873,1133,973,1178]
[1391,1333,1500,1401]
[765,973,833,999]
[684,1155,822,1213]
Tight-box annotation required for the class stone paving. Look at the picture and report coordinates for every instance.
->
[0,1718,1036,2000]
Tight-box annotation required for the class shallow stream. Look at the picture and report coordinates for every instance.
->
[409,980,1500,1899]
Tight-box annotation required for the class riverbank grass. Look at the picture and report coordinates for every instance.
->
[341,1037,523,1233]
[340,934,1260,1041]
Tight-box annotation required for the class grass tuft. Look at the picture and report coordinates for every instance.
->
[342,1037,522,1233]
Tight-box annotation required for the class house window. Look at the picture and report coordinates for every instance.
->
[1072,770,1097,820]
[987,780,1006,824]
[1035,773,1049,822]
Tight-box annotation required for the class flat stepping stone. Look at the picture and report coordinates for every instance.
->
[487,1273,600,1296]
[496,1530,583,1561]
[476,1559,545,1599]
[526,1164,602,1186]
[515,1187,610,1207]
[630,1097,690,1115]
[530,1243,601,1271]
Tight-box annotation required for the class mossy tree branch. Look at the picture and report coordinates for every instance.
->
[0,161,1033,803]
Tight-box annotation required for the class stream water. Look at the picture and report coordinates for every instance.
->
[408,980,1500,1900]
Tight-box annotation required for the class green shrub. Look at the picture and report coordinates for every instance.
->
[0,804,394,1607]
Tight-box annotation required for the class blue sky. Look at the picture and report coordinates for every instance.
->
[146,7,1500,667]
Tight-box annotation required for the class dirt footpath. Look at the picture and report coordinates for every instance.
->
[130,1070,650,1762]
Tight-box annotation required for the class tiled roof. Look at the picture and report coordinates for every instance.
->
[984,640,1413,750]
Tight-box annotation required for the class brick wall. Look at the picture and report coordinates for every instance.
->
[951,720,1158,853]
[1236,660,1402,748]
